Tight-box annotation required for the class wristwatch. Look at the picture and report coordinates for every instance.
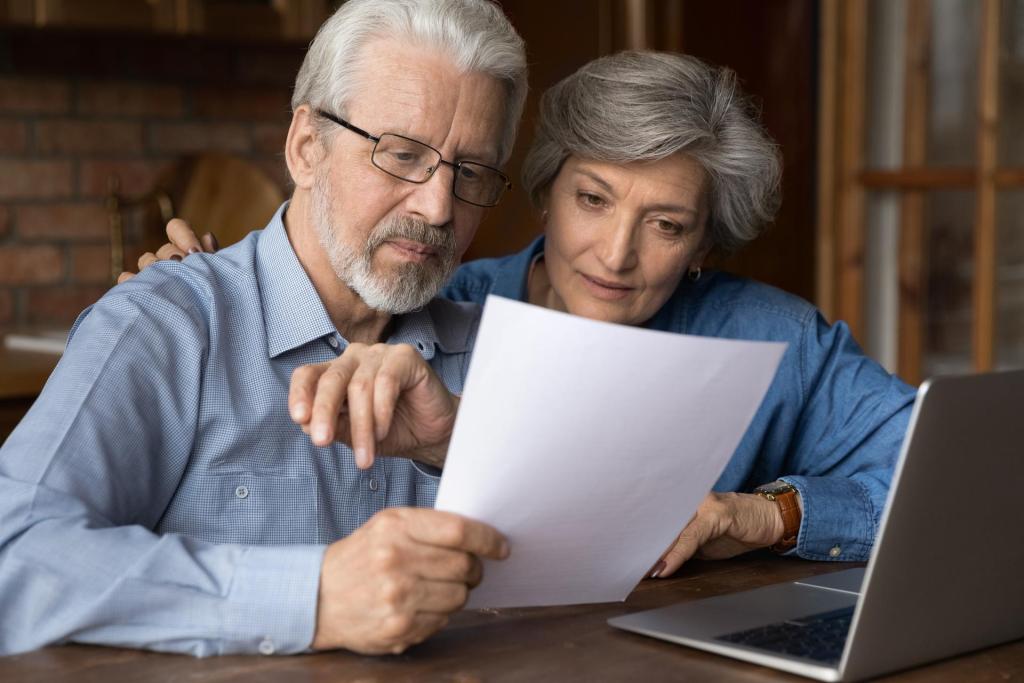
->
[754,481,801,553]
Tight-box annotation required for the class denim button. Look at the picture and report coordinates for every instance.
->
[828,545,841,558]
[235,485,249,499]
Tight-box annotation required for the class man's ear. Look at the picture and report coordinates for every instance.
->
[285,105,322,190]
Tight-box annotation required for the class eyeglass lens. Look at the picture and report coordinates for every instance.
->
[371,134,507,207]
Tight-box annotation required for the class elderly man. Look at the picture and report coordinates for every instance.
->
[0,0,527,657]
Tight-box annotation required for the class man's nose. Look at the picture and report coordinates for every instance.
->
[406,165,455,228]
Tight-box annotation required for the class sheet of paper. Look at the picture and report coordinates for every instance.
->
[434,295,786,609]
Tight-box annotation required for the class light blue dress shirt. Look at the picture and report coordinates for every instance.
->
[0,205,480,656]
[443,236,918,563]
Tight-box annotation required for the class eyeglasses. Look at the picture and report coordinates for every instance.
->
[316,110,512,208]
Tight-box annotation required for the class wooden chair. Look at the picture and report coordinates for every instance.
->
[106,153,285,281]
[168,153,285,248]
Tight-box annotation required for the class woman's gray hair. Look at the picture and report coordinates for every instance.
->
[293,0,528,164]
[522,51,781,254]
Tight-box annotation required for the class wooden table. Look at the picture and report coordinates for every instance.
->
[2,554,1021,682]
[0,342,60,441]
[0,343,58,400]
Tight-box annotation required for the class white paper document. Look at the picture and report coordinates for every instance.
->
[434,296,786,609]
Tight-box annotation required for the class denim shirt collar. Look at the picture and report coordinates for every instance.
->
[255,202,467,360]
[646,274,704,332]
[490,234,546,300]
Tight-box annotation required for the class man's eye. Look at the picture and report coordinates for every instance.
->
[459,165,481,181]
[389,151,418,163]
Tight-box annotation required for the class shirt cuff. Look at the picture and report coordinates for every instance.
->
[220,544,326,655]
[780,476,876,562]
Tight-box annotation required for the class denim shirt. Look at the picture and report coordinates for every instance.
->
[0,205,480,656]
[444,236,917,563]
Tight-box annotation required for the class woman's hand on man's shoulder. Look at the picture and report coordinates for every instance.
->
[116,219,220,284]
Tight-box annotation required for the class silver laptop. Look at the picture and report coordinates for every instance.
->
[609,370,1024,681]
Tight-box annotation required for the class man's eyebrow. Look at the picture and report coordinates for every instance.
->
[574,167,699,216]
[455,146,501,166]
[375,123,495,164]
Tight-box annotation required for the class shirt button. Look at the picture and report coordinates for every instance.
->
[368,477,379,492]
[829,545,842,558]
[235,485,249,499]
[327,336,339,349]
[258,637,275,655]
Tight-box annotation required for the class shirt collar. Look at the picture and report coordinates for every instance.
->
[256,202,337,358]
[255,202,472,359]
[489,234,545,300]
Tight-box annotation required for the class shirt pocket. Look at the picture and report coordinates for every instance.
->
[159,473,321,546]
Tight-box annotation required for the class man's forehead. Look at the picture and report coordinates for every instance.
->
[347,39,505,161]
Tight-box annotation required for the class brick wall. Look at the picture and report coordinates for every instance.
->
[0,27,305,328]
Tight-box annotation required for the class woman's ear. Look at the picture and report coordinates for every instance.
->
[285,105,322,190]
[538,192,551,224]
[695,242,713,268]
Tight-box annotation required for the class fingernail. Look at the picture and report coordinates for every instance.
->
[312,424,329,444]
[207,233,220,251]
[649,561,666,579]
[187,247,201,255]
[355,448,368,467]
[499,540,510,559]
[291,402,308,421]
[170,254,182,262]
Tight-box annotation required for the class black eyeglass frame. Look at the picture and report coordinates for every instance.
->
[316,109,512,208]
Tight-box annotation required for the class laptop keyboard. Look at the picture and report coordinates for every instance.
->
[714,605,855,665]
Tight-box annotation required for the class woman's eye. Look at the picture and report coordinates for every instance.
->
[578,192,605,208]
[655,220,684,235]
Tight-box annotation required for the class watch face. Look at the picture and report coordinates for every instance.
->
[757,482,795,496]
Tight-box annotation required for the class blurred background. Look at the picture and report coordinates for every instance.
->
[1,0,1022,436]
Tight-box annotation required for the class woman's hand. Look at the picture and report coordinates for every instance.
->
[290,343,460,470]
[649,491,789,578]
[116,219,220,284]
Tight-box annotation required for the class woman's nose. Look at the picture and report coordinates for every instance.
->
[596,218,639,272]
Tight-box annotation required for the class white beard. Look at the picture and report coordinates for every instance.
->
[311,171,458,314]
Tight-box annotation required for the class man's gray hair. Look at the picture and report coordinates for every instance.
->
[522,51,781,254]
[292,0,528,164]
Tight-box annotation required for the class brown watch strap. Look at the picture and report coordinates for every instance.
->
[770,489,801,552]
[755,486,801,553]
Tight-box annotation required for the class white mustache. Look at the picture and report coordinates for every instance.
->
[366,216,455,258]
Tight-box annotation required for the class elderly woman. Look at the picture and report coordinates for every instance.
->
[137,51,915,579]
